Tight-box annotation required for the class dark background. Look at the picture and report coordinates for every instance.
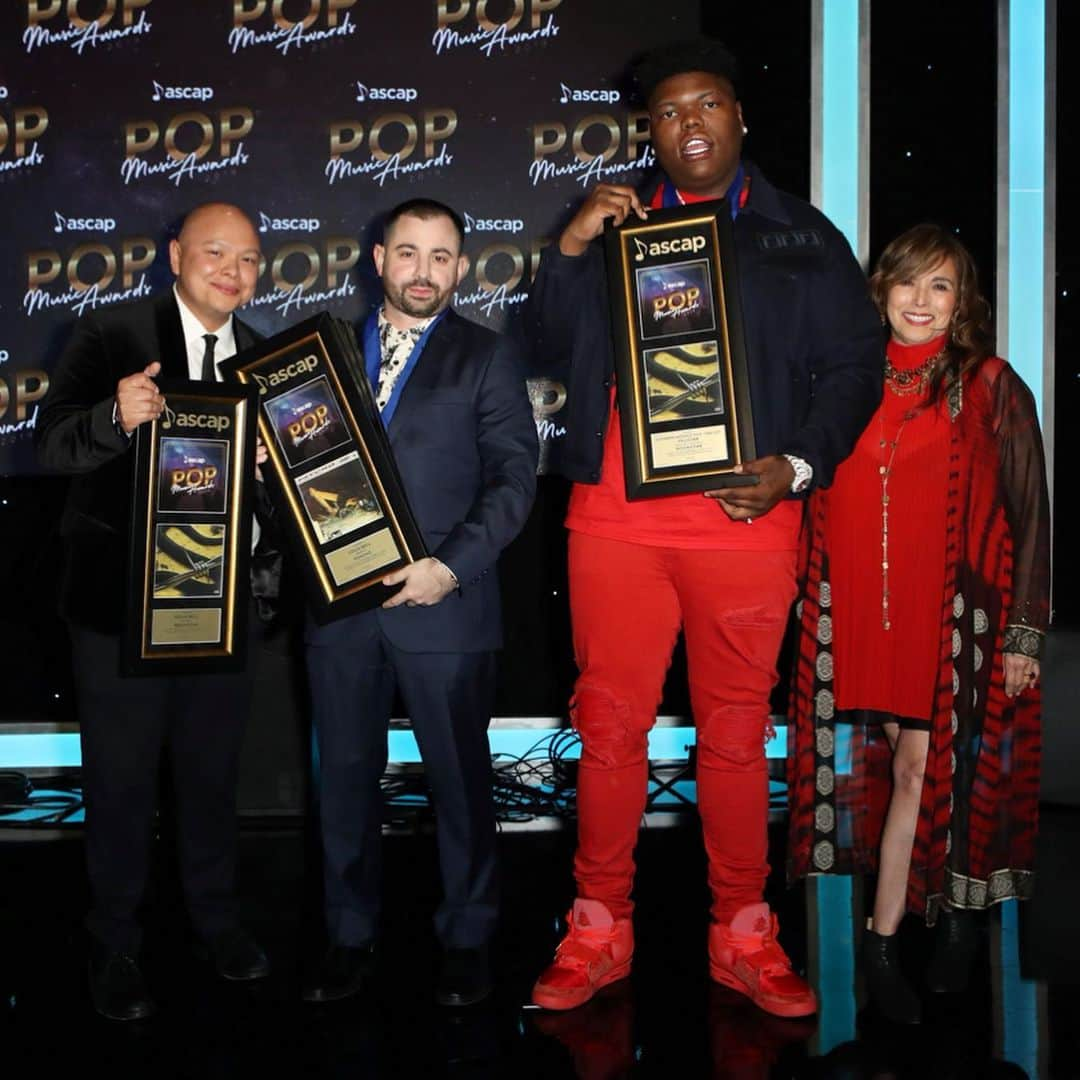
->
[0,1,1070,747]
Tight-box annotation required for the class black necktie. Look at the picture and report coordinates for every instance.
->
[200,333,218,382]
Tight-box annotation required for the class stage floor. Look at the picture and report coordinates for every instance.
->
[2,810,1078,1079]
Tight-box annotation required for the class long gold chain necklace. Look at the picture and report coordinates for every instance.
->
[879,411,912,630]
[879,346,944,628]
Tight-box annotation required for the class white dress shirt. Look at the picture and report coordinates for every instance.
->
[174,285,239,378]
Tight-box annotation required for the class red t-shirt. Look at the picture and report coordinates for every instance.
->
[565,183,802,551]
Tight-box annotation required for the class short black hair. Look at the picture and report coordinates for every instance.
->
[631,39,741,106]
[384,198,465,251]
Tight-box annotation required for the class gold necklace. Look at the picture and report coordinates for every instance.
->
[879,409,917,630]
[884,347,944,397]
[879,346,943,627]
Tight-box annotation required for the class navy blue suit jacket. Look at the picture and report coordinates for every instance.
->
[306,308,538,654]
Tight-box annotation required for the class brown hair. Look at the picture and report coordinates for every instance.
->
[869,224,995,405]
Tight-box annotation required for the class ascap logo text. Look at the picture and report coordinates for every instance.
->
[258,212,320,233]
[632,234,706,262]
[356,82,418,103]
[54,213,116,233]
[463,212,524,234]
[558,82,620,105]
[172,413,230,431]
[251,355,318,394]
[152,80,213,102]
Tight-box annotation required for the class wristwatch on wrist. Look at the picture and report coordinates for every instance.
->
[783,454,813,493]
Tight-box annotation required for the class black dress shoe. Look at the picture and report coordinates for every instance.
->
[302,943,376,1003]
[88,946,157,1021]
[437,945,492,1008]
[206,927,271,981]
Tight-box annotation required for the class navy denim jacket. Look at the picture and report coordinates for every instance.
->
[525,161,884,492]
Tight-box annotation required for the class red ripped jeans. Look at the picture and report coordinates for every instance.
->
[568,532,797,923]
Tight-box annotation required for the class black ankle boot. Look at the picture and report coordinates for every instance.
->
[862,929,922,1024]
[925,910,979,993]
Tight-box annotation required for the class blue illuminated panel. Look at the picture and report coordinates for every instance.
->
[1006,0,1046,417]
[810,0,862,1050]
[0,733,82,769]
[813,875,857,1054]
[1000,900,1040,1076]
[819,0,862,253]
[1,725,788,771]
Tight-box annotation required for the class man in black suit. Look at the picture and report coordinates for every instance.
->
[303,199,537,1007]
[36,202,272,1021]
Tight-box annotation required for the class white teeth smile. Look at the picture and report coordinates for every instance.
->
[682,139,710,157]
[905,314,933,323]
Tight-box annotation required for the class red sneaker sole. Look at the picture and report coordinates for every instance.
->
[531,958,633,1011]
[708,965,818,1018]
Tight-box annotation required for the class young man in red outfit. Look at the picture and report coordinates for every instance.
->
[526,40,883,1015]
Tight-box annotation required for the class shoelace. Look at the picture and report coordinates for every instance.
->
[731,918,792,976]
[554,922,614,971]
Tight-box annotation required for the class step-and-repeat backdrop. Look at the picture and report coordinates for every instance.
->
[1,0,698,476]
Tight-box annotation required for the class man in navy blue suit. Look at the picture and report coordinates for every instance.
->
[303,199,538,1007]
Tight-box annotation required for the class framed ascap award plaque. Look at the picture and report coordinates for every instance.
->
[223,312,427,623]
[604,202,757,499]
[124,382,258,675]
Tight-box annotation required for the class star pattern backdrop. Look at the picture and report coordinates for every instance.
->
[0,1,1070,743]
[0,0,703,477]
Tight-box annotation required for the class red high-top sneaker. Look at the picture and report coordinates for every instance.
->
[708,903,817,1018]
[532,898,634,1011]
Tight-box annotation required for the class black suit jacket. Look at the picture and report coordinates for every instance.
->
[36,291,263,633]
[306,308,538,654]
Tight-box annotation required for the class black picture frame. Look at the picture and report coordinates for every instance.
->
[222,311,427,623]
[124,382,258,675]
[604,201,756,499]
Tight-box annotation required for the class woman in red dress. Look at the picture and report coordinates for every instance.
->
[786,225,1049,1024]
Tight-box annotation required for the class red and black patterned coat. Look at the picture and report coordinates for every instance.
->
[787,357,1049,922]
